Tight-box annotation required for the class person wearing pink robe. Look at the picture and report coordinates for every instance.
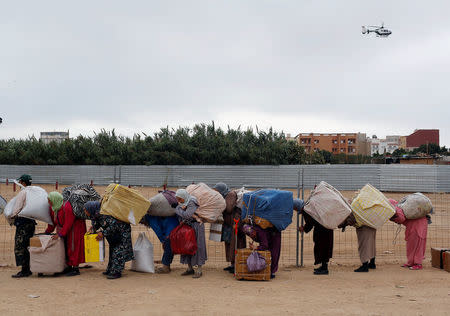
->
[389,199,428,270]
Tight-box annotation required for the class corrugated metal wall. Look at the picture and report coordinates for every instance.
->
[0,164,449,192]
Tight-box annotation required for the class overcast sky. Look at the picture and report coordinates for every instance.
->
[1,1,449,146]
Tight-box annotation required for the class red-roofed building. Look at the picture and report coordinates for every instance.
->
[406,129,439,150]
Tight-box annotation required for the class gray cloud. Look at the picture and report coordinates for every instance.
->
[1,1,448,146]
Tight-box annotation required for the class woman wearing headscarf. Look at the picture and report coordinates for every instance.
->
[46,191,86,276]
[175,189,207,278]
[213,182,246,273]
[389,199,429,270]
[84,201,133,279]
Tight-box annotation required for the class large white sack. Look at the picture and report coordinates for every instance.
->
[186,183,226,223]
[303,181,352,229]
[4,186,52,224]
[148,193,176,217]
[131,232,155,273]
[29,234,66,274]
[398,192,433,219]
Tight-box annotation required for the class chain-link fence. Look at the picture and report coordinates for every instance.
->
[1,166,449,268]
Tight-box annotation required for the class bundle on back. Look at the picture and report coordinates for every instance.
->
[62,184,101,219]
[4,186,53,224]
[100,184,150,225]
[351,184,395,229]
[398,193,433,219]
[241,189,293,231]
[186,183,226,223]
[147,191,177,217]
[303,181,352,229]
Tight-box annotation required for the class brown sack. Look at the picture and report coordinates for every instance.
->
[29,235,66,274]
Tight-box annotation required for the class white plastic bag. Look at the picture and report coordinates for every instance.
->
[4,186,52,224]
[131,232,155,273]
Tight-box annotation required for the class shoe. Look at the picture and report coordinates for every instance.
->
[223,265,234,271]
[65,268,80,276]
[192,271,202,278]
[401,264,411,268]
[181,269,195,276]
[156,265,171,274]
[313,269,329,275]
[368,258,376,269]
[354,265,369,272]
[107,273,122,279]
[409,264,422,270]
[102,271,110,275]
[228,268,234,274]
[11,270,32,278]
[270,274,276,279]
[38,273,44,277]
[62,266,73,274]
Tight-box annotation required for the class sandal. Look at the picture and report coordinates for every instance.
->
[409,264,422,270]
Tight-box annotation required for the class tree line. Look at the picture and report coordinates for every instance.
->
[0,123,372,165]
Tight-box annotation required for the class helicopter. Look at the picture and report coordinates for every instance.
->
[362,22,392,37]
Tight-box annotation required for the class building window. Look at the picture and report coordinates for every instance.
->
[332,140,337,144]
[340,148,345,153]
[341,140,346,144]
[314,139,319,144]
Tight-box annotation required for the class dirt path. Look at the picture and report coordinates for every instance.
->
[1,263,449,316]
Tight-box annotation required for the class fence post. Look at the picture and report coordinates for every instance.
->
[301,167,305,267]
[296,170,300,267]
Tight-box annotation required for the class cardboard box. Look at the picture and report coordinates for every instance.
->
[443,252,450,273]
[431,247,450,269]
[235,248,271,281]
[100,184,150,225]
[29,236,42,248]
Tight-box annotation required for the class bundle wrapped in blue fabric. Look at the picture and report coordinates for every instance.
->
[241,189,294,231]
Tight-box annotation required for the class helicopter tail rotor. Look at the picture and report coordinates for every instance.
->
[361,26,367,34]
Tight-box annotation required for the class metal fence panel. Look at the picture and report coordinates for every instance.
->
[437,165,450,192]
[0,164,449,192]
[380,165,438,192]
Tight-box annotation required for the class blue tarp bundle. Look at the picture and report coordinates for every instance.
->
[241,189,294,231]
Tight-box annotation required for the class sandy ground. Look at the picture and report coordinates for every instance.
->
[0,263,449,316]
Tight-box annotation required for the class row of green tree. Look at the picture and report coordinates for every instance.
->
[391,143,449,157]
[0,123,373,165]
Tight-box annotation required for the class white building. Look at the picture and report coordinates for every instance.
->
[368,135,400,155]
[40,131,70,144]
